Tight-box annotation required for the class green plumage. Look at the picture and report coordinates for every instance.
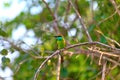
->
[55,36,65,49]
[55,36,65,63]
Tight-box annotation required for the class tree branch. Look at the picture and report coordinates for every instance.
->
[75,49,120,66]
[69,0,92,42]
[101,61,107,80]
[42,0,60,34]
[56,54,61,80]
[33,50,61,80]
[97,11,117,26]
[109,0,120,16]
[33,41,120,80]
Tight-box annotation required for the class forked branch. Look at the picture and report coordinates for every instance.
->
[33,41,120,80]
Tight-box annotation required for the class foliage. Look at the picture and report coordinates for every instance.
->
[0,0,120,80]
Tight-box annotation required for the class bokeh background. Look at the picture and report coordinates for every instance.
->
[0,0,120,80]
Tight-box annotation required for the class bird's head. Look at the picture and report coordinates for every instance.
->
[54,35,63,41]
[54,36,62,41]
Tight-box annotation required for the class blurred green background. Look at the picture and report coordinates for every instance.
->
[0,0,120,80]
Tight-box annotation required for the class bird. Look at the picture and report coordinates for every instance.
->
[54,35,66,63]
[54,35,66,49]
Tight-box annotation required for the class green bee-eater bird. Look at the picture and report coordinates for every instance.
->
[55,35,65,63]
[55,35,66,49]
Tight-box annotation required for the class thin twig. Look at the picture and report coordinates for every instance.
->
[69,0,92,42]
[97,5,120,25]
[69,0,93,63]
[89,71,102,80]
[42,0,60,34]
[0,37,36,57]
[75,49,120,66]
[64,1,71,23]
[33,50,60,80]
[101,61,107,80]
[99,52,103,65]
[54,1,61,79]
[54,0,60,18]
[103,56,120,66]
[14,58,29,75]
[42,0,55,19]
[0,59,30,79]
[56,54,61,80]
[65,41,120,51]
[96,30,120,47]
[109,0,120,16]
[111,57,120,70]
[90,49,120,57]
[0,37,48,59]
[34,41,120,80]
[97,11,117,25]
[22,41,40,55]
[90,0,94,21]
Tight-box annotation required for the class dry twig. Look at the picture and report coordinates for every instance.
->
[56,54,61,80]
[33,41,120,80]
[42,0,60,34]
[109,0,120,16]
[69,0,92,42]
[101,62,107,80]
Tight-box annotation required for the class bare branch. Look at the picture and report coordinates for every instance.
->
[64,1,71,23]
[89,71,102,80]
[33,50,60,80]
[65,41,120,51]
[74,49,120,66]
[54,0,60,18]
[56,54,61,80]
[88,47,120,57]
[42,0,55,20]
[109,0,120,16]
[101,62,107,80]
[69,0,92,42]
[0,37,36,57]
[0,37,49,59]
[97,11,117,25]
[97,5,120,26]
[103,57,120,66]
[42,0,60,34]
[14,58,29,75]
[33,41,120,80]
[90,0,94,21]
[99,52,103,65]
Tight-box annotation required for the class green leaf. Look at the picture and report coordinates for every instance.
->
[60,67,68,78]
[100,35,107,43]
[88,24,95,32]
[2,56,6,63]
[116,0,120,3]
[0,28,8,37]
[2,56,10,64]
[4,2,11,7]
[1,49,8,55]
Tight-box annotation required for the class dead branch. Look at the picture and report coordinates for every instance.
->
[109,0,120,16]
[42,0,60,34]
[33,41,120,80]
[33,50,60,80]
[56,54,61,80]
[69,0,92,42]
[101,62,107,80]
